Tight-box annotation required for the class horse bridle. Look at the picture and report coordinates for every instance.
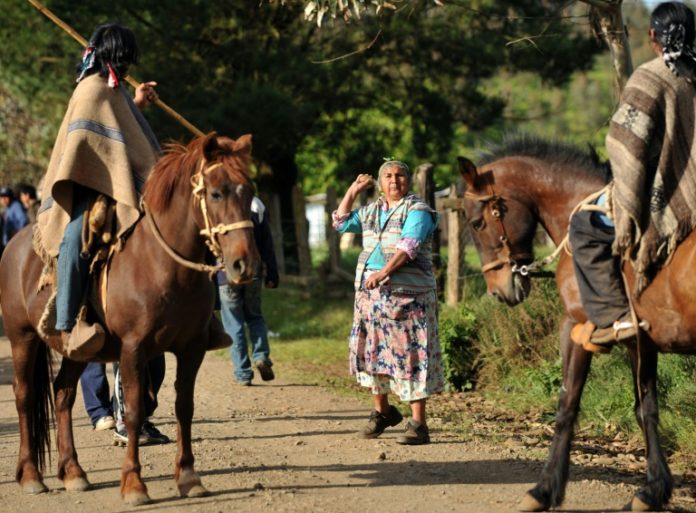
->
[144,158,254,274]
[465,184,534,276]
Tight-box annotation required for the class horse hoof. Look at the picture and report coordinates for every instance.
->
[518,493,548,512]
[624,496,655,511]
[123,490,151,506]
[64,476,91,492]
[22,480,48,494]
[182,484,209,498]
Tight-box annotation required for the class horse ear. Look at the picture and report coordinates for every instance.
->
[202,131,220,160]
[233,134,253,156]
[457,156,478,189]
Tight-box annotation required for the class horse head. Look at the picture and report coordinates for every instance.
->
[194,132,260,284]
[457,155,536,306]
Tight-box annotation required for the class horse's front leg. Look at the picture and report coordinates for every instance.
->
[173,346,207,498]
[625,343,672,511]
[520,316,593,511]
[118,346,150,505]
[53,358,90,491]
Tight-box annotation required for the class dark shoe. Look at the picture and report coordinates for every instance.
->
[254,360,275,381]
[359,405,403,439]
[112,425,148,447]
[591,318,637,344]
[396,420,430,445]
[141,421,170,445]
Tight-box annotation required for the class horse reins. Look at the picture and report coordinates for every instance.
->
[143,158,253,275]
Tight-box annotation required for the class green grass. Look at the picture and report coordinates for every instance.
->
[251,243,696,458]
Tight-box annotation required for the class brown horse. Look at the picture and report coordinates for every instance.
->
[1,132,259,505]
[457,135,694,512]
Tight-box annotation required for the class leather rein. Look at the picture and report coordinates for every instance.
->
[142,159,253,274]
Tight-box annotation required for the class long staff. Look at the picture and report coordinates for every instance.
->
[27,0,205,137]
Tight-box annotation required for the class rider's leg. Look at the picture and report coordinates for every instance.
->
[569,209,631,330]
[56,188,94,331]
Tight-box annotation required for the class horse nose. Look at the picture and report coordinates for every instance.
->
[232,257,246,277]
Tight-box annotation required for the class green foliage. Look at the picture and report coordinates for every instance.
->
[438,304,479,391]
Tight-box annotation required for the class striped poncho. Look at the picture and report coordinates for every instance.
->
[607,57,696,295]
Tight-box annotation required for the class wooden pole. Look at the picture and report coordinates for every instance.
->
[292,185,312,278]
[26,0,205,137]
[446,185,466,306]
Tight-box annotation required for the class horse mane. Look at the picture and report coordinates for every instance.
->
[143,135,252,213]
[478,134,612,183]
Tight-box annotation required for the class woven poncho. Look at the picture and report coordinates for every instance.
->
[36,73,160,257]
[607,57,696,295]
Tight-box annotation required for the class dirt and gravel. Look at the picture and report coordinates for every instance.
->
[1,337,696,513]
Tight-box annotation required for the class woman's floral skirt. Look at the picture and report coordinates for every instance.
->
[350,282,443,400]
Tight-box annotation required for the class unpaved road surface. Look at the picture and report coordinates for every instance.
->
[1,338,695,513]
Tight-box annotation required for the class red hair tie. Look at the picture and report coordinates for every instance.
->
[106,63,119,88]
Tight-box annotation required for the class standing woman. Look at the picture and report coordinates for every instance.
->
[333,160,443,445]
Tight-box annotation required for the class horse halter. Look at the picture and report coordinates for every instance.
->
[465,185,534,276]
[190,159,254,262]
[144,158,253,275]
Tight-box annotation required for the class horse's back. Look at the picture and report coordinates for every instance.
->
[0,226,48,339]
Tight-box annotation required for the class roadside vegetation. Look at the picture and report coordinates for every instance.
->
[258,244,696,463]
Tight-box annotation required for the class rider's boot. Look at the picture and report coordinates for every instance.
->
[207,315,232,351]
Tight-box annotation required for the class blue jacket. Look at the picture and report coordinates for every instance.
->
[3,200,29,247]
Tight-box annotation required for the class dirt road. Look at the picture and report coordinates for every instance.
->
[1,338,694,513]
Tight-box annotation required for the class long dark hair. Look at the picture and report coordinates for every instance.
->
[76,23,138,81]
[651,2,696,82]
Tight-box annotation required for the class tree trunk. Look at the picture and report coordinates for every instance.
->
[583,0,633,98]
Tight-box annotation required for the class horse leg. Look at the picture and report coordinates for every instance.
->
[12,336,51,494]
[173,348,208,498]
[625,344,672,511]
[52,358,90,492]
[520,316,593,511]
[118,347,150,505]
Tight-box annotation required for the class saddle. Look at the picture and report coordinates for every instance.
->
[34,194,118,358]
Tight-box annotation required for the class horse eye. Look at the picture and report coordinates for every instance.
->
[471,218,486,231]
[210,190,223,201]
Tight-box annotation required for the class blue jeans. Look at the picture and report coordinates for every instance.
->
[219,278,271,382]
[80,356,165,427]
[56,188,95,331]
[80,362,113,426]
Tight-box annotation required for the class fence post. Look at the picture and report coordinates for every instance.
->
[292,184,312,278]
[325,186,340,271]
[260,191,285,274]
[414,163,442,284]
[446,185,466,305]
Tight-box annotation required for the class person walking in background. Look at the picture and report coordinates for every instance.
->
[17,183,39,223]
[333,159,443,445]
[0,187,30,248]
[218,196,279,386]
[79,358,169,445]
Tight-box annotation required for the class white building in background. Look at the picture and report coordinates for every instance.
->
[305,192,327,248]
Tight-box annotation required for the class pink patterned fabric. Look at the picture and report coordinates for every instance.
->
[331,210,349,230]
[395,237,420,260]
[349,273,443,396]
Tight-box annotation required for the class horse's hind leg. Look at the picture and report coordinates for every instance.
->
[521,316,593,511]
[11,334,51,494]
[625,344,672,511]
[53,358,90,491]
[173,347,208,498]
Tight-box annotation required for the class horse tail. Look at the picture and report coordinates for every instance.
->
[31,342,55,474]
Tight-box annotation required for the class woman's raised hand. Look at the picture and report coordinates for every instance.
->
[351,173,374,194]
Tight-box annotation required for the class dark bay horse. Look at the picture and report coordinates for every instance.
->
[457,136,695,512]
[1,132,259,505]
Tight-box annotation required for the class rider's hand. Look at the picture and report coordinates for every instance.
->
[133,81,158,109]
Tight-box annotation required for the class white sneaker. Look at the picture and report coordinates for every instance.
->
[94,415,116,431]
